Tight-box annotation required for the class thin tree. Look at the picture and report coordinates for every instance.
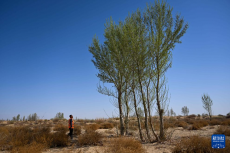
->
[144,0,188,140]
[181,106,189,116]
[202,94,213,121]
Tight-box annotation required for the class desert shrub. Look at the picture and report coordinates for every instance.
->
[75,126,82,135]
[175,121,187,128]
[52,118,59,123]
[209,120,221,126]
[164,122,175,129]
[197,120,209,127]
[8,120,15,124]
[184,119,195,124]
[50,131,69,147]
[215,126,230,136]
[129,121,138,130]
[53,124,68,133]
[85,124,100,132]
[172,136,230,153]
[11,141,46,153]
[105,137,146,153]
[100,123,114,129]
[221,119,230,126]
[78,130,102,146]
[188,123,201,130]
[95,120,104,124]
[187,114,196,119]
[226,115,230,118]
[0,126,69,151]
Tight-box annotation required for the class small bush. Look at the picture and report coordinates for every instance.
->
[85,124,100,132]
[78,130,102,146]
[187,114,196,119]
[50,131,69,147]
[197,120,209,127]
[226,115,230,118]
[52,118,59,123]
[209,120,221,126]
[53,124,68,133]
[75,126,82,136]
[175,121,187,128]
[215,126,230,136]
[105,137,146,153]
[184,118,195,124]
[221,119,230,126]
[188,123,201,130]
[164,122,175,129]
[8,120,15,124]
[100,123,114,129]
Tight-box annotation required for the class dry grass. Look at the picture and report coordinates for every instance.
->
[175,121,187,128]
[53,124,68,133]
[75,126,82,136]
[188,122,201,130]
[221,119,230,126]
[172,136,230,153]
[209,120,221,126]
[85,124,100,132]
[99,123,114,129]
[187,119,209,130]
[197,120,209,127]
[78,130,102,146]
[105,137,146,153]
[186,114,196,119]
[215,126,230,136]
[0,126,69,152]
[184,118,195,124]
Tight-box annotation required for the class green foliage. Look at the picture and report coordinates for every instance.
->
[89,0,188,139]
[27,113,39,121]
[54,112,64,119]
[181,106,189,116]
[202,94,213,119]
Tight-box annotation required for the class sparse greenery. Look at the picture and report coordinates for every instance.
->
[202,94,213,121]
[181,106,189,116]
[27,113,39,121]
[54,112,64,119]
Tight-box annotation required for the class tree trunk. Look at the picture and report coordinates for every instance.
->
[138,76,151,142]
[132,86,144,141]
[156,73,164,140]
[125,87,129,135]
[118,88,125,136]
[146,83,159,141]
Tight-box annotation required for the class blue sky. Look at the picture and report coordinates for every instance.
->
[0,0,229,120]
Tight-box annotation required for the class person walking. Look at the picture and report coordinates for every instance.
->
[68,115,74,139]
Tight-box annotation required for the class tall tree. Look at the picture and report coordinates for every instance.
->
[89,18,131,135]
[144,0,188,139]
[202,94,213,121]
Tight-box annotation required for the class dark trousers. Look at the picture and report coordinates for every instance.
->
[69,128,73,139]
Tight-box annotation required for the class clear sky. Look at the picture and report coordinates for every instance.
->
[0,0,229,120]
